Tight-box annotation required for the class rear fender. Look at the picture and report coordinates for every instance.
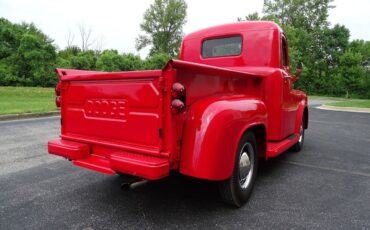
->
[179,96,267,181]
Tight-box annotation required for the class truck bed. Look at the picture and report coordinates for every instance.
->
[48,61,268,180]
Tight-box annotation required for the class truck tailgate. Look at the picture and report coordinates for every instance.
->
[59,70,164,156]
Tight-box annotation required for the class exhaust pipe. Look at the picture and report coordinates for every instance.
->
[120,177,148,190]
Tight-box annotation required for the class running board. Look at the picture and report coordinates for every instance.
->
[267,134,299,158]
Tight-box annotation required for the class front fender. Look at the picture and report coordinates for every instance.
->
[179,95,267,181]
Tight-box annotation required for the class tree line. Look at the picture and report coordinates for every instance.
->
[0,0,369,98]
[0,0,186,88]
[0,17,171,88]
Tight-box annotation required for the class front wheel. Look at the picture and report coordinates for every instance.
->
[218,131,258,207]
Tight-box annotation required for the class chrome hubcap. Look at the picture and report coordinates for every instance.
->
[239,143,254,189]
[298,123,304,144]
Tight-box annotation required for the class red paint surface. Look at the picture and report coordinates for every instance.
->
[48,21,307,180]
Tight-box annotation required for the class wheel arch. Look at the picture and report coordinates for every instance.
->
[245,124,267,160]
[295,99,308,133]
[179,96,267,181]
[303,106,309,129]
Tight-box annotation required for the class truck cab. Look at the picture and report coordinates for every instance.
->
[180,21,307,145]
[48,21,308,207]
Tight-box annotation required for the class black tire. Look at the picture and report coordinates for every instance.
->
[218,131,258,207]
[291,118,305,152]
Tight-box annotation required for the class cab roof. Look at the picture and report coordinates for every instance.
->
[184,21,282,40]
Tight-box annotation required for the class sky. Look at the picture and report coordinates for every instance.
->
[0,0,369,57]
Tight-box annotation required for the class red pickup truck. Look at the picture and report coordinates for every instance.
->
[48,21,308,207]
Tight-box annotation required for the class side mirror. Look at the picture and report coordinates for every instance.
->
[296,61,303,76]
[291,75,297,83]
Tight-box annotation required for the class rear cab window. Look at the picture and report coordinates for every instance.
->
[202,36,242,58]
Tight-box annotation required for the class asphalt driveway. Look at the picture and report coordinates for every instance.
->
[0,102,369,229]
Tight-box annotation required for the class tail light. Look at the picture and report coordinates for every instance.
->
[55,96,61,107]
[55,83,61,96]
[171,99,185,114]
[171,82,186,114]
[55,83,61,107]
[172,82,186,98]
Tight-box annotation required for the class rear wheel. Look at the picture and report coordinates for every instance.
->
[218,131,258,207]
[291,118,305,152]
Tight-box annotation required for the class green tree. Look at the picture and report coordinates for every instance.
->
[348,40,370,68]
[143,52,170,70]
[238,12,263,21]
[339,51,365,97]
[0,18,20,85]
[17,33,57,86]
[136,0,187,57]
[305,25,349,95]
[263,0,334,31]
[96,50,124,72]
[58,46,81,59]
[121,53,143,71]
[70,50,97,70]
[0,18,57,86]
[347,40,370,98]
[57,46,82,69]
[96,50,143,72]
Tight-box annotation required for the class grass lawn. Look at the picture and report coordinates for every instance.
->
[308,95,347,101]
[325,100,370,108]
[0,86,57,115]
[309,95,370,108]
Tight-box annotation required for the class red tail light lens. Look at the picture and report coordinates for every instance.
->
[172,82,186,99]
[55,83,61,96]
[55,96,61,107]
[171,99,185,114]
[55,83,61,107]
[171,83,186,114]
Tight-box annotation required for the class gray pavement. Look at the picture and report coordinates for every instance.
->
[0,101,370,229]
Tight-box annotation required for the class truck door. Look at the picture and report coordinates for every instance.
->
[281,35,296,137]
